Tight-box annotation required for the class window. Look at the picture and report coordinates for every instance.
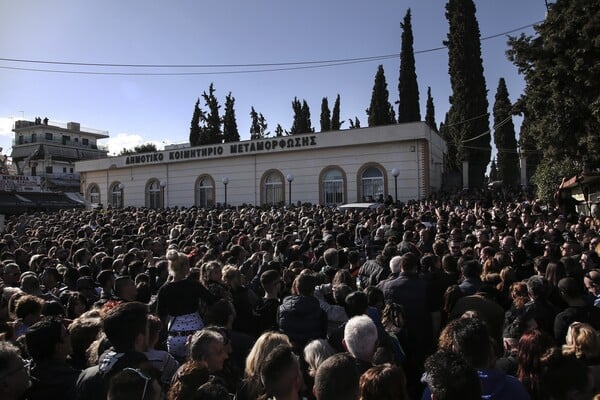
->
[31,134,37,143]
[360,166,384,202]
[321,167,345,205]
[18,135,23,145]
[145,179,163,209]
[62,135,70,145]
[45,166,53,174]
[82,138,89,146]
[110,182,123,208]
[195,176,215,209]
[70,168,74,173]
[45,132,53,140]
[262,170,284,206]
[88,184,100,205]
[63,167,67,173]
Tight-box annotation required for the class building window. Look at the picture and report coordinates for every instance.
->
[45,166,53,174]
[195,175,215,209]
[109,182,123,208]
[360,165,385,202]
[45,132,53,141]
[18,135,23,145]
[262,170,284,206]
[63,167,67,173]
[321,167,346,205]
[88,184,100,205]
[31,134,37,143]
[70,168,74,173]
[145,179,163,209]
[82,138,89,146]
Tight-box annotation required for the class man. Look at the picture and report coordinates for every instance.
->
[313,353,359,400]
[1,263,21,287]
[107,367,161,400]
[113,276,138,303]
[423,350,481,400]
[260,345,303,400]
[76,302,150,400]
[584,269,600,306]
[188,329,229,373]
[342,315,377,377]
[458,259,483,296]
[554,277,600,344]
[25,317,80,400]
[0,341,31,400]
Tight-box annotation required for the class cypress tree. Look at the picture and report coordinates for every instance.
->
[492,78,519,187]
[202,83,222,144]
[320,97,331,132]
[275,124,284,137]
[367,65,396,127]
[398,9,421,123]
[489,159,498,182]
[250,107,261,140]
[301,100,313,133]
[425,87,438,132]
[222,92,240,143]
[445,0,490,188]
[331,94,342,131]
[290,97,303,134]
[189,98,202,146]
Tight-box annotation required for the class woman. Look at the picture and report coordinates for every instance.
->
[156,250,216,362]
[517,329,555,400]
[235,331,292,400]
[359,364,408,400]
[562,322,600,394]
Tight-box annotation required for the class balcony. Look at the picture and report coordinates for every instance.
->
[13,136,109,152]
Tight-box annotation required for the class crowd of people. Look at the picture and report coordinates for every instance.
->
[0,188,599,399]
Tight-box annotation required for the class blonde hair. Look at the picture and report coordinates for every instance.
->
[304,339,335,377]
[166,250,189,276]
[563,322,600,359]
[245,331,291,378]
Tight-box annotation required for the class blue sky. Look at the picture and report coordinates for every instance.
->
[0,0,549,158]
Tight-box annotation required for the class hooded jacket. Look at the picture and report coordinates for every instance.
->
[278,294,327,348]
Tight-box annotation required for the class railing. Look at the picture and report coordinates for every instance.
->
[13,136,109,152]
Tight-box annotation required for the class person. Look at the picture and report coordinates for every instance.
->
[554,277,600,344]
[303,339,336,378]
[166,360,210,400]
[358,363,408,400]
[236,331,291,400]
[76,302,151,400]
[188,329,229,373]
[313,353,359,400]
[562,321,600,394]
[107,366,162,400]
[24,316,80,400]
[144,314,180,386]
[424,316,531,400]
[156,250,216,362]
[0,341,31,400]
[253,269,282,335]
[516,329,554,400]
[259,344,303,400]
[423,350,481,400]
[343,315,378,377]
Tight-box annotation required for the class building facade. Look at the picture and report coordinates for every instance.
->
[11,119,109,192]
[76,122,446,208]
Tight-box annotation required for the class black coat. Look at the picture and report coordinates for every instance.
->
[278,295,327,349]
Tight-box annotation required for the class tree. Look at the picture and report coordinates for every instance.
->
[250,107,269,140]
[516,111,540,185]
[492,78,519,187]
[189,98,202,146]
[222,92,240,143]
[507,0,600,179]
[398,9,421,123]
[367,65,396,127]
[331,94,343,131]
[445,0,491,188]
[320,97,331,132]
[275,124,285,137]
[425,87,438,132]
[349,117,361,129]
[489,159,498,182]
[119,143,158,156]
[290,97,313,134]
[202,83,222,144]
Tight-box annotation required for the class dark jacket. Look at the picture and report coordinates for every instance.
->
[278,295,327,349]
[27,360,80,400]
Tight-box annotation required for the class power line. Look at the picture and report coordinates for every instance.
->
[0,21,541,76]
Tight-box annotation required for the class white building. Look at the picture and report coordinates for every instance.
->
[76,122,446,208]
[11,119,109,192]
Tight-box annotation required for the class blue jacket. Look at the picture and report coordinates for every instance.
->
[278,295,327,348]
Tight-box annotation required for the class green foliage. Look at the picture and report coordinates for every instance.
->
[349,117,361,129]
[119,143,158,156]
[492,78,519,187]
[189,98,202,146]
[507,0,600,166]
[489,159,498,182]
[533,158,581,202]
[445,0,490,188]
[290,97,313,134]
[320,97,331,132]
[425,87,437,132]
[367,65,396,127]
[398,9,421,123]
[275,124,285,137]
[222,92,240,143]
[250,107,269,139]
[201,83,222,144]
[331,94,343,131]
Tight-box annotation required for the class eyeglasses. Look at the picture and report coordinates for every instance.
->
[122,368,150,400]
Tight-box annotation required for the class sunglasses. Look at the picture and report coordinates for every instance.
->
[122,368,151,400]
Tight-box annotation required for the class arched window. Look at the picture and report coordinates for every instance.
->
[320,167,346,205]
[360,166,384,202]
[195,175,215,209]
[109,182,123,208]
[146,179,163,209]
[87,184,100,206]
[262,170,284,206]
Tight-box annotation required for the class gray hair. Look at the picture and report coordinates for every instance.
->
[389,255,403,274]
[303,339,336,377]
[343,315,378,362]
[189,329,224,361]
